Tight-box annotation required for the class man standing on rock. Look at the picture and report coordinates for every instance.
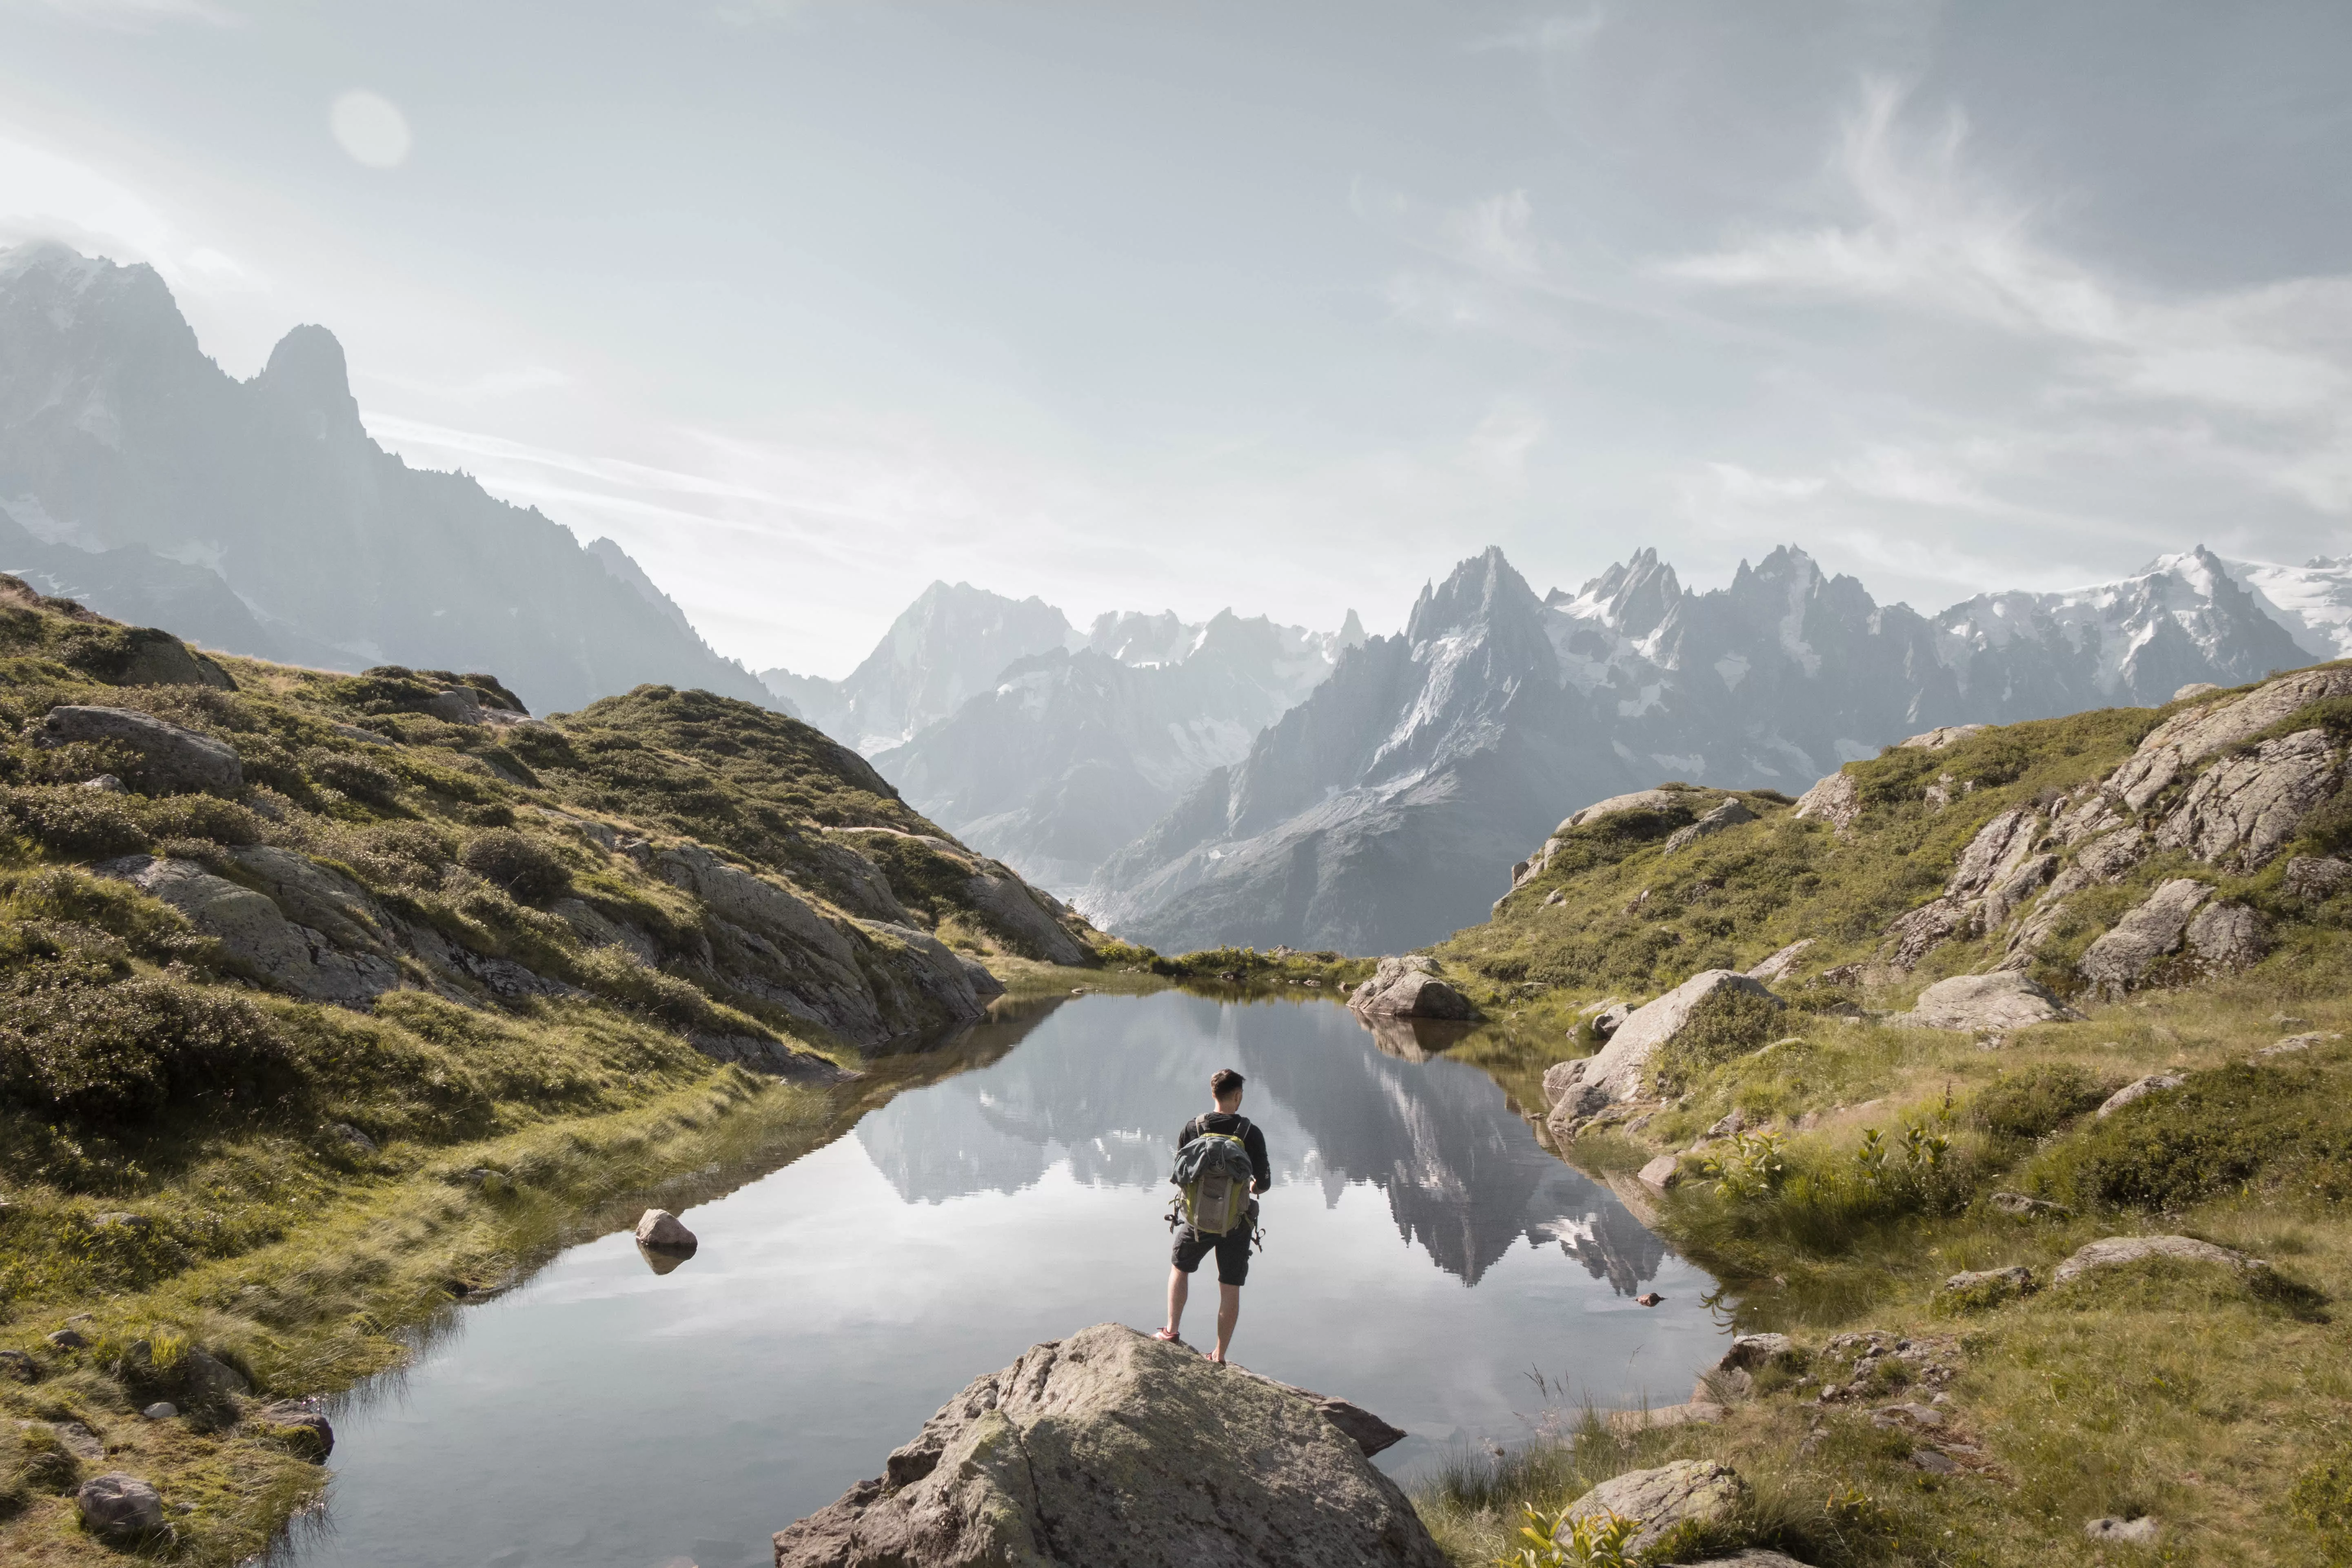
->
[1156,1067,1271,1365]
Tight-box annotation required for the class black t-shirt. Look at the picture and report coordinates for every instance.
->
[1178,1111,1271,1194]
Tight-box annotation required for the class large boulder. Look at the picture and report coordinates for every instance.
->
[2079,879,2212,996]
[962,870,1089,966]
[2285,855,2352,901]
[96,856,400,1005]
[1559,789,1695,832]
[1899,725,1988,750]
[1889,971,2079,1033]
[31,705,242,794]
[1545,970,1778,1129]
[1351,955,1478,1020]
[1560,1459,1750,1557]
[2097,1074,2185,1118]
[772,1324,1445,1568]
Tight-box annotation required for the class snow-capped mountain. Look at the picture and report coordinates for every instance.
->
[1083,543,2340,954]
[0,242,770,714]
[872,608,1364,894]
[2226,555,2352,661]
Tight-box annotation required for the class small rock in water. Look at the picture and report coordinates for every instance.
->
[1070,986,1087,995]
[635,1208,698,1251]
[141,1402,178,1421]
[2086,1516,2160,1544]
[1635,1292,1664,1307]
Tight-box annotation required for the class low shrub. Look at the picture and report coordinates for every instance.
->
[2292,1440,2352,1562]
[303,745,403,807]
[1969,1062,2115,1142]
[0,975,300,1125]
[2025,1060,2352,1211]
[459,829,570,902]
[1,784,145,857]
[1648,988,1785,1093]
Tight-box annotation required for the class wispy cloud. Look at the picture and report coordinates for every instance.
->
[1465,10,1605,58]
[28,0,240,29]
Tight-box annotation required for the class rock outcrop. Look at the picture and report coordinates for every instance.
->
[2078,879,2213,996]
[771,1323,1445,1568]
[2095,1075,2185,1117]
[1663,797,1755,854]
[2106,665,2352,811]
[1890,971,2079,1033]
[1350,955,1478,1020]
[1544,970,1778,1129]
[1792,770,1862,831]
[97,855,402,1005]
[31,704,242,794]
[2153,728,2339,869]
[1745,940,1813,982]
[1882,805,2048,968]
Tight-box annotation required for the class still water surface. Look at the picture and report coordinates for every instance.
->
[293,992,1723,1568]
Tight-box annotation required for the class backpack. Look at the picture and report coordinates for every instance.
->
[1169,1118,1257,1236]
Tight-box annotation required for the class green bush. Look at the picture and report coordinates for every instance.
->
[1,784,146,858]
[0,975,299,1124]
[459,829,570,902]
[1970,1062,2114,1142]
[2026,1061,2352,1211]
[303,745,403,807]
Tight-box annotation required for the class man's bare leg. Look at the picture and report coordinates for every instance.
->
[1206,1282,1241,1364]
[1155,1265,1189,1342]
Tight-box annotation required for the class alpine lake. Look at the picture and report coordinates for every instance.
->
[282,989,1727,1568]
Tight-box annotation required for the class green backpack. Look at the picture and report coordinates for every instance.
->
[1169,1120,1257,1235]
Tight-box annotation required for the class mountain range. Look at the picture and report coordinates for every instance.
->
[1081,542,2350,955]
[768,585,1361,894]
[0,242,770,715]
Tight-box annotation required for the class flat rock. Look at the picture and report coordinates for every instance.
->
[1558,788,1698,833]
[31,704,242,793]
[635,1209,698,1251]
[1943,1266,2035,1301]
[2259,1032,2336,1058]
[1989,1191,2071,1218]
[772,1323,1445,1568]
[1560,1459,1749,1557]
[1900,725,1988,750]
[76,1472,164,1540]
[2086,1516,2161,1544]
[1891,971,2079,1033]
[1604,1400,1724,1434]
[2054,1235,2261,1286]
[2096,1074,2185,1118]
[2155,728,2339,871]
[1547,971,1778,1129]
[1636,1155,1682,1194]
[2107,665,2352,811]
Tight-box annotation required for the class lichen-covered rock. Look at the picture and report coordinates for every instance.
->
[2053,1235,2263,1286]
[1793,770,1862,832]
[1547,971,1778,1130]
[2154,728,2339,870]
[2285,855,2352,901]
[2183,900,2266,972]
[75,1472,164,1541]
[1943,1266,2035,1302]
[772,1324,1445,1568]
[2107,664,2352,810]
[2079,879,2213,996]
[1351,955,1478,1020]
[1663,798,1755,854]
[1560,1459,1750,1557]
[32,704,242,793]
[1890,971,2079,1033]
[1745,939,1813,982]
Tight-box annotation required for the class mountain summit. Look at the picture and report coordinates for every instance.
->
[0,241,770,714]
[1084,543,2332,953]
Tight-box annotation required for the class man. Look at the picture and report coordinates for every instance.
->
[1154,1067,1271,1364]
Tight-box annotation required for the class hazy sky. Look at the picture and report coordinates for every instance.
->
[4,1,2350,676]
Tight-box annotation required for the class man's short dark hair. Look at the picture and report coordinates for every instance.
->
[1211,1068,1245,1100]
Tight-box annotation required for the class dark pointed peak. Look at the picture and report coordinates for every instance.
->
[254,324,363,433]
[1338,608,1367,646]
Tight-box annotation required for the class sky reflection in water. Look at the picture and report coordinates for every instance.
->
[293,993,1724,1568]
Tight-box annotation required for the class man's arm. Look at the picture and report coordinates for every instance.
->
[1245,1124,1272,1193]
[1175,1116,1198,1152]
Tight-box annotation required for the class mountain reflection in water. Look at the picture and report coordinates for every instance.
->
[856,991,1666,1292]
[286,991,1721,1568]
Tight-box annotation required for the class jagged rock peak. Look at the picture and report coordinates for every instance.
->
[1407,546,1548,644]
[1557,546,1685,639]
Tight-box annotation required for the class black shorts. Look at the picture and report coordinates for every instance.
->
[1172,1209,1256,1287]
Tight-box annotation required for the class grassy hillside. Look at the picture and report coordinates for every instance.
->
[0,578,1104,1563]
[1414,677,2352,1567]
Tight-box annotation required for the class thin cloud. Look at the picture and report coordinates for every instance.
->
[29,0,239,28]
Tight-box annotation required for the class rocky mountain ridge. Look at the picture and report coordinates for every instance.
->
[0,242,771,716]
[1085,543,2346,954]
